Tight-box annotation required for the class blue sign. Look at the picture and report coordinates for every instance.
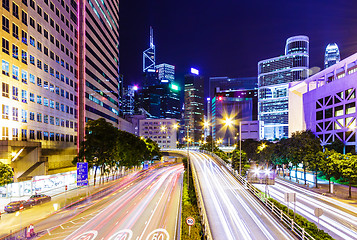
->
[77,162,88,186]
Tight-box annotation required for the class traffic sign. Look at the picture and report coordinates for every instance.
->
[314,208,323,217]
[186,217,195,226]
[77,162,88,186]
[19,203,24,211]
[65,185,68,191]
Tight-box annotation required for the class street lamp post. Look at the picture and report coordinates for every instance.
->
[239,121,242,175]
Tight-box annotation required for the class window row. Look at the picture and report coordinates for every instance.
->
[1,127,76,143]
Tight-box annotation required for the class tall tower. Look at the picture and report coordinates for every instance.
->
[324,43,340,68]
[143,27,156,72]
[258,36,309,140]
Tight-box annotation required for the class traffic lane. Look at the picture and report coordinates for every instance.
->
[39,167,170,239]
[45,165,183,240]
[255,182,357,240]
[191,152,294,240]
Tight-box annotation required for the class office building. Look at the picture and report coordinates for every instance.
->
[209,76,257,100]
[78,0,120,143]
[289,52,357,153]
[212,89,258,144]
[0,0,120,181]
[139,118,178,149]
[258,36,309,140]
[324,43,340,69]
[137,82,181,119]
[184,68,204,145]
[156,63,175,83]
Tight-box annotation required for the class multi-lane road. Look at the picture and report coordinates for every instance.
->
[9,164,183,240]
[254,178,357,240]
[189,151,296,240]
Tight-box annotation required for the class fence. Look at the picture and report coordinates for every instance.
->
[199,150,315,240]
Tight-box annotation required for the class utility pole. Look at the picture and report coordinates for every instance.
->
[186,126,190,190]
[239,121,242,175]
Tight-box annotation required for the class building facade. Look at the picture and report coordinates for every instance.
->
[156,63,175,83]
[139,118,178,149]
[212,89,258,144]
[209,76,257,100]
[325,43,340,69]
[258,36,309,140]
[289,52,357,153]
[184,69,204,145]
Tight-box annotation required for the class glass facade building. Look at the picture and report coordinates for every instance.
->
[156,63,175,83]
[258,36,309,140]
[324,43,340,69]
[184,72,204,145]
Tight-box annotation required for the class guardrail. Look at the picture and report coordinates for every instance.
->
[199,150,315,240]
[188,152,213,240]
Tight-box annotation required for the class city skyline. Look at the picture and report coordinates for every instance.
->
[120,0,357,86]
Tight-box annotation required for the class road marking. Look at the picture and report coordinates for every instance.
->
[70,221,76,224]
[47,229,51,235]
[145,221,147,225]
[60,225,64,229]
[81,217,85,219]
[116,221,119,225]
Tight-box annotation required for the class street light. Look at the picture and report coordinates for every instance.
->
[160,125,167,148]
[203,120,213,152]
[223,117,234,146]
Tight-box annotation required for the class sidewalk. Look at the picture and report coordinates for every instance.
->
[277,174,357,205]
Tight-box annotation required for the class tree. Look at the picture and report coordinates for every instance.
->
[288,130,322,184]
[231,149,248,175]
[241,139,260,161]
[271,138,291,178]
[320,150,340,193]
[325,139,344,154]
[0,162,13,186]
[145,138,162,162]
[199,135,216,152]
[73,118,119,185]
[338,153,357,198]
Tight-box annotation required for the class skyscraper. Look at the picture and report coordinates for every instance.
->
[209,76,257,100]
[142,27,158,86]
[156,63,175,83]
[184,68,204,145]
[324,43,340,69]
[78,0,120,144]
[258,36,309,140]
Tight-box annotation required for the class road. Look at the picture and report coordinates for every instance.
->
[189,151,296,240]
[6,164,183,240]
[254,179,357,240]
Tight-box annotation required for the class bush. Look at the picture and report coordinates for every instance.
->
[268,198,334,240]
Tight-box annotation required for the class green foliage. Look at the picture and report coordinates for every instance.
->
[181,171,202,240]
[337,153,357,198]
[325,139,344,154]
[73,118,160,185]
[231,149,249,175]
[268,198,334,240]
[0,162,14,186]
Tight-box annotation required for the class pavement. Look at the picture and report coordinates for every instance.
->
[277,172,357,203]
[190,151,297,240]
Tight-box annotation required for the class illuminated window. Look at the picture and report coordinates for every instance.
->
[29,36,35,46]
[29,92,34,102]
[22,30,27,45]
[37,95,42,104]
[12,107,18,121]
[22,50,27,64]
[22,70,27,84]
[346,102,356,115]
[2,104,9,119]
[12,86,18,100]
[21,109,27,123]
[30,55,35,65]
[44,97,48,106]
[55,102,59,110]
[36,113,42,122]
[29,74,35,84]
[12,65,19,80]
[21,90,27,103]
[335,105,344,117]
[50,100,54,108]
[50,84,54,92]
[37,59,42,69]
[44,115,48,123]
[12,128,18,140]
[44,81,48,89]
[12,44,18,59]
[44,131,49,140]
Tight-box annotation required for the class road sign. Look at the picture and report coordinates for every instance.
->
[186,217,195,226]
[77,162,88,186]
[284,192,296,202]
[314,208,323,217]
[65,185,68,191]
[19,203,24,211]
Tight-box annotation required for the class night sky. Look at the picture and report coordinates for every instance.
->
[119,0,357,89]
